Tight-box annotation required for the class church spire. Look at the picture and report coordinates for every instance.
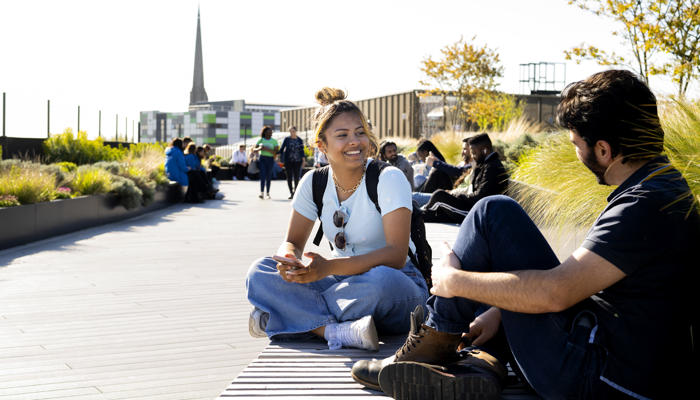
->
[190,7,208,105]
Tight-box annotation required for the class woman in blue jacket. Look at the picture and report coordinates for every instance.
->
[164,138,188,187]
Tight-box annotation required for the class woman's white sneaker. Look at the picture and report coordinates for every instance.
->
[327,315,379,351]
[249,307,269,338]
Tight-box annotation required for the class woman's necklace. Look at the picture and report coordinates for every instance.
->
[333,163,366,194]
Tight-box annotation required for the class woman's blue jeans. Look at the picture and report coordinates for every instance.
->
[411,192,432,208]
[246,258,429,337]
[258,155,275,193]
[425,195,609,399]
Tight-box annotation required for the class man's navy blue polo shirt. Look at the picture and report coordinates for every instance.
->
[582,156,699,399]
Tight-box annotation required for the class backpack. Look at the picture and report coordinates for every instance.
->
[311,159,433,288]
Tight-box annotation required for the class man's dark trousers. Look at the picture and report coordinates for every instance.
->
[425,195,616,399]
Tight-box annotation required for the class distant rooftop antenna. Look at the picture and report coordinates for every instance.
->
[519,62,566,95]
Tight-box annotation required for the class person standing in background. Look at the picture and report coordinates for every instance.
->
[279,126,306,199]
[254,126,279,199]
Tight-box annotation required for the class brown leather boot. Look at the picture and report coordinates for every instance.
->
[351,305,461,390]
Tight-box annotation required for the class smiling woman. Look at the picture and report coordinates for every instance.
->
[245,88,428,357]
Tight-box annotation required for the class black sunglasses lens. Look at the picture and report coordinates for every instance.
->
[333,210,346,227]
[334,232,346,249]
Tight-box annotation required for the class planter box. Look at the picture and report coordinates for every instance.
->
[0,189,173,251]
[214,167,234,181]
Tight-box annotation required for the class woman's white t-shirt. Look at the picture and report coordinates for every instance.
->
[293,158,415,259]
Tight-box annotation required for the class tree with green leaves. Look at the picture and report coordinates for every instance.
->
[564,0,699,97]
[420,36,522,131]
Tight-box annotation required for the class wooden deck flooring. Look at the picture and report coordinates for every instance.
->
[0,181,303,400]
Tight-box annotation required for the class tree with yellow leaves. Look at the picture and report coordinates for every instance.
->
[564,0,699,97]
[420,36,522,131]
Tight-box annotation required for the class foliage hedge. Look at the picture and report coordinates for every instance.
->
[0,130,167,209]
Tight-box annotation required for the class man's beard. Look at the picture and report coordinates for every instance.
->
[582,150,608,185]
[388,155,399,164]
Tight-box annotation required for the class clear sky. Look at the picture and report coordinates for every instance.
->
[0,0,689,139]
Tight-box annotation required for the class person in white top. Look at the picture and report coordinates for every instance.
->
[230,144,249,180]
[246,87,428,352]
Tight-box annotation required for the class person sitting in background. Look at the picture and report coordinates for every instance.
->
[164,138,188,189]
[184,143,205,172]
[415,140,453,193]
[183,143,211,203]
[230,144,249,180]
[183,136,193,152]
[247,148,261,180]
[412,137,472,207]
[314,146,328,168]
[422,133,508,223]
[202,144,220,183]
[379,141,414,190]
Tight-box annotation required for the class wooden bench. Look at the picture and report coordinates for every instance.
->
[218,336,539,399]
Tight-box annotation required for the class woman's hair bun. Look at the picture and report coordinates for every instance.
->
[315,87,346,106]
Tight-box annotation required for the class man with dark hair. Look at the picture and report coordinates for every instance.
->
[352,69,698,399]
[379,141,414,190]
[420,133,508,223]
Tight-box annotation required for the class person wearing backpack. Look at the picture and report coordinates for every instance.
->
[245,88,429,352]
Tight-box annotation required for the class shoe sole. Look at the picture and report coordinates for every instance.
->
[364,316,379,351]
[350,370,381,391]
[248,310,267,338]
[378,361,500,400]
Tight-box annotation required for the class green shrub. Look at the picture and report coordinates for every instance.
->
[0,164,56,205]
[39,164,70,186]
[43,129,127,165]
[0,159,32,173]
[71,165,112,195]
[93,161,123,175]
[493,133,543,171]
[109,175,143,209]
[0,194,20,207]
[122,166,156,205]
[55,161,78,173]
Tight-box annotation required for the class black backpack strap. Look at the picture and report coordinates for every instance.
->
[365,159,390,213]
[367,160,424,275]
[311,166,330,246]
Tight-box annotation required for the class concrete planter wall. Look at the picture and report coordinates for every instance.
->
[0,189,172,251]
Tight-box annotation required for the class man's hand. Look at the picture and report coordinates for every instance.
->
[430,242,460,298]
[464,307,501,346]
[426,152,437,167]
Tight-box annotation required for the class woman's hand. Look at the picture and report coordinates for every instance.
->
[430,242,461,298]
[277,252,332,284]
[464,307,501,346]
[273,254,305,283]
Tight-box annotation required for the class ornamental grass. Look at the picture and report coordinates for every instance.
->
[510,99,700,229]
[71,166,112,196]
[0,164,57,205]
